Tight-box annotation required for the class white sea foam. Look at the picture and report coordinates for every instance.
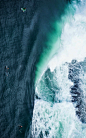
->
[48,1,86,71]
[32,1,86,137]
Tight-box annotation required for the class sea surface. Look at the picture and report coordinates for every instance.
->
[0,0,86,138]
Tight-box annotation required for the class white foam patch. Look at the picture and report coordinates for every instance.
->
[32,61,86,137]
[54,64,73,102]
[32,99,86,138]
[32,99,76,138]
[48,1,86,71]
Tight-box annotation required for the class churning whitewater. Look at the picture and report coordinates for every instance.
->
[32,0,86,138]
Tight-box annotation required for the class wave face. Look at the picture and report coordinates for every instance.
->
[0,0,83,138]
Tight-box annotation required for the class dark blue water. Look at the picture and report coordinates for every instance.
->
[0,0,39,137]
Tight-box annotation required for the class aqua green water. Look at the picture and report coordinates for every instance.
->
[35,2,76,85]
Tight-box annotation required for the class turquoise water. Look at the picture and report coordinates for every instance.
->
[35,1,76,85]
[32,0,86,137]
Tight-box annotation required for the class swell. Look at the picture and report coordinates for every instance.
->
[0,0,39,137]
